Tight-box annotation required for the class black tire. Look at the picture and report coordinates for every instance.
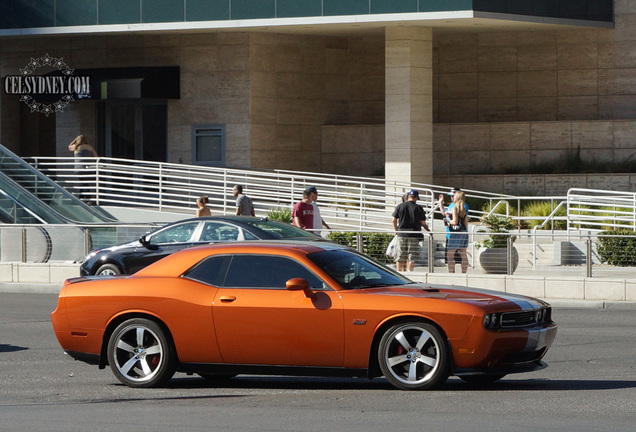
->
[107,318,177,388]
[96,263,122,276]
[459,374,506,384]
[378,321,450,390]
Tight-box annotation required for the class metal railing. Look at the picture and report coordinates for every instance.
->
[24,156,511,232]
[21,157,636,235]
[567,188,636,231]
[2,223,635,280]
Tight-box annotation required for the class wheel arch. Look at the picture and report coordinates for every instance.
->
[98,312,178,369]
[366,315,453,379]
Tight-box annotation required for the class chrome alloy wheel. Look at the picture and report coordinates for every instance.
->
[378,322,449,390]
[107,319,176,387]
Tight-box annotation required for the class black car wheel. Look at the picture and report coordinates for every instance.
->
[378,321,449,390]
[96,263,122,276]
[107,318,177,388]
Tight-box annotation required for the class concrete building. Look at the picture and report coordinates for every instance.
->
[1,0,630,193]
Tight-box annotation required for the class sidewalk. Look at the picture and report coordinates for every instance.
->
[1,261,635,309]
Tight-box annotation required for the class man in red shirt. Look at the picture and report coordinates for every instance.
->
[292,188,315,230]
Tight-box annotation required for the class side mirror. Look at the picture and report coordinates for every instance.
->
[286,278,316,300]
[139,235,150,247]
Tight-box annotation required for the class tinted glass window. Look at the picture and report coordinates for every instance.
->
[242,219,319,239]
[307,249,411,290]
[200,221,240,241]
[223,255,325,289]
[149,221,199,245]
[183,256,231,286]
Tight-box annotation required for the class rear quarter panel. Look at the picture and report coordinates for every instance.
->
[56,276,223,363]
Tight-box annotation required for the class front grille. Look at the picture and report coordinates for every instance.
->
[500,310,537,328]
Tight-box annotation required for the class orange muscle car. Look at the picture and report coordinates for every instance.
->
[51,241,557,390]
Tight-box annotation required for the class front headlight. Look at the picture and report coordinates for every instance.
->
[483,313,500,330]
[85,250,99,260]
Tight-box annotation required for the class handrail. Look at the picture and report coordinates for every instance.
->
[26,156,447,231]
[532,200,568,266]
[24,156,636,234]
[567,188,636,232]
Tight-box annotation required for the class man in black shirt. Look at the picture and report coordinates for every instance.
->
[392,189,430,272]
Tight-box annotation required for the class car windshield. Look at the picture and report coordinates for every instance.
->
[243,219,320,239]
[307,249,412,290]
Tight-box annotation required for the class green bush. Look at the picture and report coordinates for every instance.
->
[266,207,292,223]
[475,214,517,249]
[327,231,394,264]
[596,229,636,266]
[522,201,567,230]
[480,201,518,217]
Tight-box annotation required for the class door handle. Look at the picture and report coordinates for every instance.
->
[219,296,237,303]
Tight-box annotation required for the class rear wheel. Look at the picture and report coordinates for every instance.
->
[96,263,122,276]
[378,322,450,390]
[107,318,176,388]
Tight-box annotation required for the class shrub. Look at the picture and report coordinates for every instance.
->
[480,201,518,217]
[327,231,394,264]
[266,207,292,223]
[522,201,567,230]
[475,214,517,249]
[596,229,636,267]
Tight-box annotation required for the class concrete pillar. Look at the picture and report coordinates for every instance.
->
[385,26,433,185]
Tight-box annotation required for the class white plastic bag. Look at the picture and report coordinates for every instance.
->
[386,236,398,258]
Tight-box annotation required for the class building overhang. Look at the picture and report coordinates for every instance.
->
[0,9,613,39]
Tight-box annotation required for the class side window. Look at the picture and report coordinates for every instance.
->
[149,221,199,245]
[223,255,325,290]
[183,256,231,286]
[200,222,239,242]
[243,230,259,240]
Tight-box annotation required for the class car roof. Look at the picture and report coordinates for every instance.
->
[164,216,279,225]
[133,241,350,278]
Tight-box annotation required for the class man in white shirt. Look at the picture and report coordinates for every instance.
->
[306,186,330,236]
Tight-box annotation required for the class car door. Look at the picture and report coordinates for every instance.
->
[212,254,345,367]
[123,221,201,273]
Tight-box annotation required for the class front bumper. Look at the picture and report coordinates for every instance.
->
[451,322,558,375]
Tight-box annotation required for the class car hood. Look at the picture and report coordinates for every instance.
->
[96,240,142,253]
[361,283,548,310]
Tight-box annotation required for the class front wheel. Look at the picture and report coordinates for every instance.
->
[96,263,122,276]
[378,322,450,390]
[107,318,177,388]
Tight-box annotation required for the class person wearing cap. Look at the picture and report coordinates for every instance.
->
[306,186,331,236]
[292,188,315,231]
[233,184,255,216]
[392,189,430,272]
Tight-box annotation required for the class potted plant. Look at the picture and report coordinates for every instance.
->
[475,214,519,274]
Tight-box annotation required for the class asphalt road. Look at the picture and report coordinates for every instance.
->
[1,293,635,432]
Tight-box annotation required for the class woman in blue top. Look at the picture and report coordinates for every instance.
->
[446,190,469,273]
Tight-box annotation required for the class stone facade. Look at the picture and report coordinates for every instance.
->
[0,32,384,172]
[2,1,636,189]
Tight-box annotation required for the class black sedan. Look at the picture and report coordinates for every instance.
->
[80,216,322,276]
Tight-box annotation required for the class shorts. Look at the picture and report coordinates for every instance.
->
[395,236,422,263]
